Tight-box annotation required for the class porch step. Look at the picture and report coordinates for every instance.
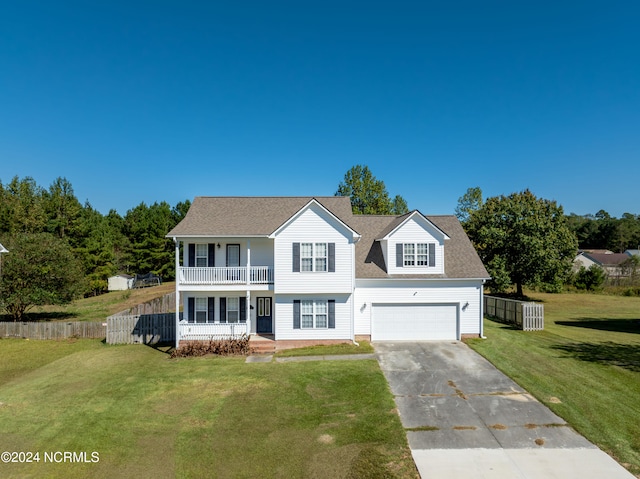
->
[249,335,276,355]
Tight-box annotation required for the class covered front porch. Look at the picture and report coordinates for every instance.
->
[175,291,274,347]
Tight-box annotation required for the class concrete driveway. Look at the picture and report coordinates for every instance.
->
[374,341,635,479]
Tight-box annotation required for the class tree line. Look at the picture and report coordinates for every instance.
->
[2,167,636,319]
[0,176,189,298]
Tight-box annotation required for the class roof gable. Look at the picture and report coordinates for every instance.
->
[378,210,450,241]
[269,198,360,240]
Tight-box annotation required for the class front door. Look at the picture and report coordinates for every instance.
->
[256,297,273,334]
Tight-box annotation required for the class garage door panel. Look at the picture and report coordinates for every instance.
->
[372,304,458,341]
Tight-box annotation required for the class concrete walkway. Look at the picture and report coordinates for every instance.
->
[374,341,635,479]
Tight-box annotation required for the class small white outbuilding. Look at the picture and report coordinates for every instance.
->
[108,274,134,291]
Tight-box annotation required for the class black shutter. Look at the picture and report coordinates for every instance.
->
[208,244,216,267]
[188,297,195,323]
[292,243,300,272]
[208,297,215,322]
[188,244,196,267]
[396,243,403,268]
[219,297,227,323]
[429,243,436,267]
[293,300,300,329]
[328,300,335,329]
[240,297,246,323]
[328,243,335,272]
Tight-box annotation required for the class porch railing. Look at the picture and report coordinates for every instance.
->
[178,266,273,285]
[179,321,248,340]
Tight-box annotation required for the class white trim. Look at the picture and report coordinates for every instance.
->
[269,198,361,241]
[378,211,450,241]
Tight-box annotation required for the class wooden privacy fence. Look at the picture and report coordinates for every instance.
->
[106,313,177,345]
[113,291,181,317]
[0,321,106,340]
[484,295,544,331]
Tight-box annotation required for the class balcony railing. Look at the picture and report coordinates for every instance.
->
[178,266,273,285]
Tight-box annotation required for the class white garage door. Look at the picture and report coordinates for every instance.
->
[372,304,458,341]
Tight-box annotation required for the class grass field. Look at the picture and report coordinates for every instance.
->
[466,292,640,477]
[2,282,176,322]
[0,339,417,479]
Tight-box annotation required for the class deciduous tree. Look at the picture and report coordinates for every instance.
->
[0,233,85,320]
[455,186,483,224]
[465,189,578,296]
[335,165,408,215]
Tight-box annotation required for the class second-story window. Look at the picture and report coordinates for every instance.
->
[195,244,208,267]
[301,242,327,272]
[399,243,435,267]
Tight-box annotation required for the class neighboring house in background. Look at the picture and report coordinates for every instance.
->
[166,196,490,349]
[573,251,632,278]
[108,274,135,291]
[580,249,614,255]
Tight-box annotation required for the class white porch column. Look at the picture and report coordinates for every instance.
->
[246,290,251,335]
[246,239,251,285]
[174,238,181,349]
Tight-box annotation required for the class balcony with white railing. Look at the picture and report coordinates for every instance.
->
[178,266,274,286]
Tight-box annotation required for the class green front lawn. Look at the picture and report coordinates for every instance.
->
[467,292,640,476]
[0,339,417,478]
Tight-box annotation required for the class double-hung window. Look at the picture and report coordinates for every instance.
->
[195,297,208,323]
[403,243,416,266]
[300,300,328,329]
[400,243,433,267]
[416,243,429,266]
[227,297,239,323]
[195,244,208,267]
[301,243,327,272]
[188,297,214,323]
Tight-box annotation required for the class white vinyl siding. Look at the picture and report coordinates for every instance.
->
[354,279,483,338]
[274,203,355,294]
[384,217,445,275]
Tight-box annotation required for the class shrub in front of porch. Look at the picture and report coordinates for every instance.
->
[171,335,251,358]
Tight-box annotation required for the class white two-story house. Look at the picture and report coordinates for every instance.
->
[166,196,489,349]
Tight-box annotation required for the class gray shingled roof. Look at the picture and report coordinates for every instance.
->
[350,214,489,279]
[167,196,489,279]
[167,196,354,236]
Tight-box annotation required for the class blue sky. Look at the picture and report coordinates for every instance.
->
[1,1,638,217]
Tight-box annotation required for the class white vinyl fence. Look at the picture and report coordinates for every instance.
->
[484,296,544,331]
